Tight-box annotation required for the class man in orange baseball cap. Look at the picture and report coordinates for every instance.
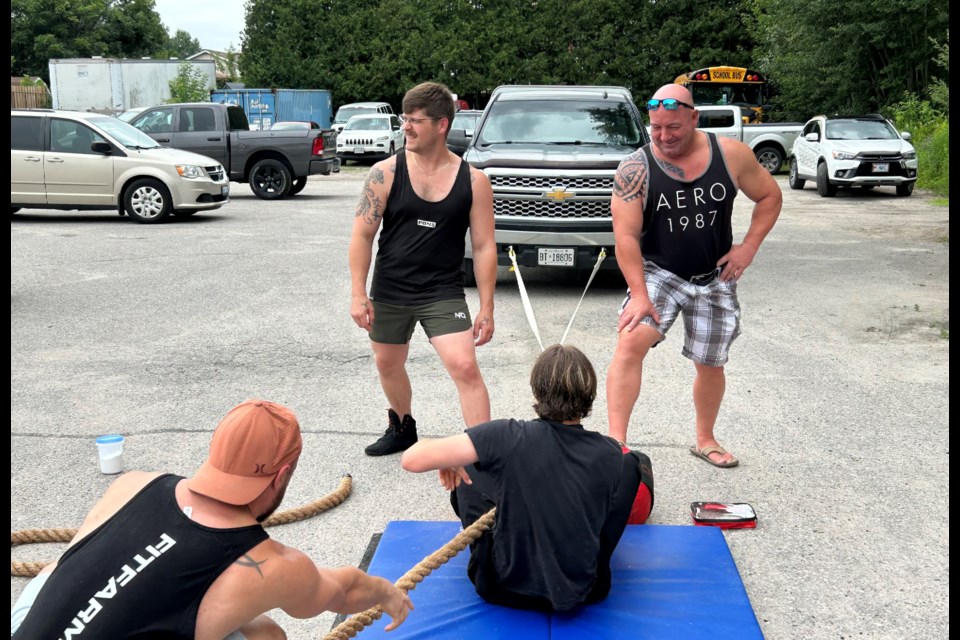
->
[12,399,413,640]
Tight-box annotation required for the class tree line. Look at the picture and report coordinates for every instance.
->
[11,0,948,123]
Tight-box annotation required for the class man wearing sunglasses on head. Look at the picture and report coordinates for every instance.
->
[605,84,782,468]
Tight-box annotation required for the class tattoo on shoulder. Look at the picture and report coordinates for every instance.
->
[613,151,649,203]
[237,553,267,579]
[656,157,685,179]
[355,169,385,224]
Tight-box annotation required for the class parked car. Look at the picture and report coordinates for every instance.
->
[789,114,918,197]
[116,107,148,123]
[331,102,394,134]
[270,121,321,130]
[447,109,483,157]
[11,109,229,223]
[129,102,339,199]
[336,114,405,163]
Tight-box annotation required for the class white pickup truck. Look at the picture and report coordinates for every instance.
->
[695,105,803,174]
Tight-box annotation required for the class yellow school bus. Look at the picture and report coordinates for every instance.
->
[674,66,768,122]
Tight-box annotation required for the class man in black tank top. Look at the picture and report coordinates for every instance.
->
[11,400,413,639]
[605,84,782,468]
[349,82,498,462]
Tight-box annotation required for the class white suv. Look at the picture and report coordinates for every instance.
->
[336,114,405,162]
[331,102,393,134]
[11,109,230,223]
[789,114,918,197]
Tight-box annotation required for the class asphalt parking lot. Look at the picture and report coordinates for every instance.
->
[11,168,949,639]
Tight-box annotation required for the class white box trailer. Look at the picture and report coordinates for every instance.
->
[48,57,217,113]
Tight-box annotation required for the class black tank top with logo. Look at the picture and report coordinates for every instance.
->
[641,132,738,280]
[13,474,268,640]
[371,151,473,305]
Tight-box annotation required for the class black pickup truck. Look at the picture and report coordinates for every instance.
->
[129,102,340,199]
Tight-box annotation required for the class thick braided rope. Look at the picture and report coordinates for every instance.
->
[11,475,353,577]
[322,507,496,640]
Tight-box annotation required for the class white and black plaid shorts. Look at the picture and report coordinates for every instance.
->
[619,261,741,366]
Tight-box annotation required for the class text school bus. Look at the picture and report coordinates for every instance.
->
[674,66,769,122]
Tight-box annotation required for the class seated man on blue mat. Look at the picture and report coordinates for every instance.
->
[401,344,654,611]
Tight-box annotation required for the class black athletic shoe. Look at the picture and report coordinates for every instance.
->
[364,409,418,456]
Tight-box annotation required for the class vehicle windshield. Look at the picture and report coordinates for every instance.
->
[825,119,900,140]
[88,116,161,149]
[451,113,480,133]
[116,109,145,123]
[690,84,765,107]
[344,117,390,131]
[476,99,643,146]
[335,107,377,124]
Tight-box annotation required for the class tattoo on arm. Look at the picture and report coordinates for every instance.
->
[355,168,385,224]
[613,152,649,203]
[237,554,267,579]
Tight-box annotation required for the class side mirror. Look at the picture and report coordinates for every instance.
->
[900,131,912,140]
[447,128,469,156]
[91,141,112,154]
[804,132,819,142]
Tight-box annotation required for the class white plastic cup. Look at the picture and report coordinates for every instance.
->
[96,435,125,474]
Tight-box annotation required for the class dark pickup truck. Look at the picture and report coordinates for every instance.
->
[450,85,649,284]
[129,102,339,199]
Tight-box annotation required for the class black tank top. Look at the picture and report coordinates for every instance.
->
[370,151,473,305]
[641,132,738,280]
[13,474,268,640]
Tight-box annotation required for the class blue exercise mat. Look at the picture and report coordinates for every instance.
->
[355,521,763,639]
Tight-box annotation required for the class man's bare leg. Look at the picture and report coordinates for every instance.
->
[371,341,413,417]
[431,330,490,427]
[692,362,734,464]
[606,326,661,444]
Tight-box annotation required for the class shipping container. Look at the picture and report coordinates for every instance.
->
[48,58,216,113]
[210,88,334,131]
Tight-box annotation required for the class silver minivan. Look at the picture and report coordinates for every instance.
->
[11,109,229,223]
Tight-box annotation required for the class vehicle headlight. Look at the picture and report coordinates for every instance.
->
[831,150,858,161]
[375,136,389,142]
[902,150,917,159]
[176,164,205,179]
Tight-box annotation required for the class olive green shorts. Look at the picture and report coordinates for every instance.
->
[370,299,473,345]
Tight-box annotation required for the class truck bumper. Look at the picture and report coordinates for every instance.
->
[465,228,618,270]
[309,157,340,176]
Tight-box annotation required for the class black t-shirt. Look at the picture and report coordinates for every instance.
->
[466,418,625,610]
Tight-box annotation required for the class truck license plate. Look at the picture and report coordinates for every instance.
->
[538,248,575,267]
[221,185,229,196]
[872,162,889,173]
[353,146,365,154]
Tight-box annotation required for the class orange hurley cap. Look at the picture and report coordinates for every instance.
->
[188,400,302,505]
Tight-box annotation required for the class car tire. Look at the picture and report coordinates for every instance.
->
[249,159,292,200]
[288,176,308,196]
[755,146,784,174]
[788,158,805,190]
[124,178,172,223]
[816,163,837,197]
[463,258,476,287]
[896,182,915,197]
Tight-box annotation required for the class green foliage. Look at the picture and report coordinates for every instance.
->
[167,63,210,103]
[11,0,169,82]
[167,29,202,60]
[752,0,949,121]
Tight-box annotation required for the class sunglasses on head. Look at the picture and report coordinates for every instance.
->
[646,98,695,111]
